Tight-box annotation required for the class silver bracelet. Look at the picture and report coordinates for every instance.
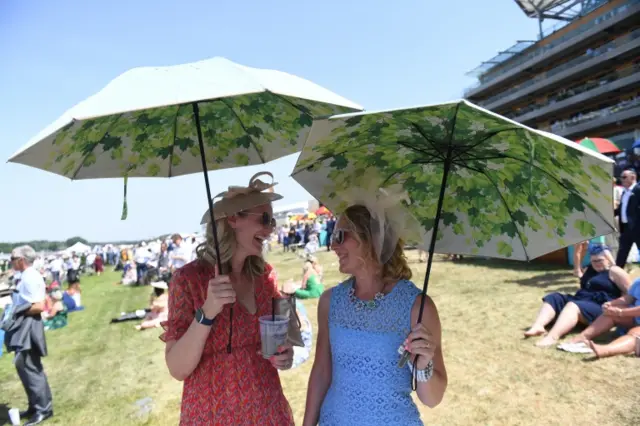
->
[413,360,434,383]
[399,345,434,383]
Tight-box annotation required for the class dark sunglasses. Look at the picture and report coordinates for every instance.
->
[242,211,276,228]
[331,229,349,245]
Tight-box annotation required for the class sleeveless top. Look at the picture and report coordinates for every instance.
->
[319,279,423,425]
[577,266,622,304]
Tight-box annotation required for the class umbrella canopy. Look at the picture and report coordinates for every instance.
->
[8,57,362,179]
[293,100,615,263]
[292,100,615,369]
[8,57,362,355]
[577,137,620,155]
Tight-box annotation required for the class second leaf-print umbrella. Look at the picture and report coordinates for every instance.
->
[292,100,615,363]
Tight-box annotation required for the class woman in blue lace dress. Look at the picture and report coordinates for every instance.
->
[303,205,447,426]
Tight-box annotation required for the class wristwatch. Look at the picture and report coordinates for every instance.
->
[195,308,215,326]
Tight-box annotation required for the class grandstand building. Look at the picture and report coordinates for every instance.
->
[465,0,640,150]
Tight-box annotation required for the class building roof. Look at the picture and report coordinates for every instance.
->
[514,0,574,17]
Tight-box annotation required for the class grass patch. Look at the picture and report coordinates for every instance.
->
[1,250,637,425]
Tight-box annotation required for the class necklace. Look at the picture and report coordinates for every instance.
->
[348,281,385,311]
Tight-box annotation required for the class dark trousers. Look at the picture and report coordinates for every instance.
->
[615,222,640,268]
[15,350,53,415]
[136,263,148,284]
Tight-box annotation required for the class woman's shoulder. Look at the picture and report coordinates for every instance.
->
[171,260,212,285]
[393,279,421,297]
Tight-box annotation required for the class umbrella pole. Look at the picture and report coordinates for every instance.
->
[192,102,234,353]
[398,151,452,369]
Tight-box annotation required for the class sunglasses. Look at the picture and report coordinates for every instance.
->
[241,211,276,228]
[331,229,350,245]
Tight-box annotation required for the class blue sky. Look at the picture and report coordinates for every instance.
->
[0,0,541,242]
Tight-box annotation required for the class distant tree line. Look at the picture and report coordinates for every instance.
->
[0,236,145,254]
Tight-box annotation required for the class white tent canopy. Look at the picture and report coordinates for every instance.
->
[65,242,91,255]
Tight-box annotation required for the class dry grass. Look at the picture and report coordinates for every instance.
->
[1,250,637,425]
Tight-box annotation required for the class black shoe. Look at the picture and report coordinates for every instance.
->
[19,409,35,418]
[24,411,53,425]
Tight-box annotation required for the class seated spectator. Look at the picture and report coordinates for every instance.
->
[291,302,313,368]
[294,258,324,300]
[135,282,169,330]
[62,277,85,312]
[524,245,630,347]
[566,276,640,358]
[116,260,137,286]
[42,282,67,331]
[304,233,320,255]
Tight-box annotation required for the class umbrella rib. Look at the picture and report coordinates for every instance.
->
[455,162,530,261]
[218,98,266,163]
[396,140,443,160]
[408,123,445,160]
[168,104,181,178]
[379,158,444,188]
[463,153,616,236]
[451,127,521,162]
[70,113,124,180]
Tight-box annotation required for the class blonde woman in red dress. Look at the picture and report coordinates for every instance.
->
[161,172,295,425]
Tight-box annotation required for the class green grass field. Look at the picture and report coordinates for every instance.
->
[1,250,638,425]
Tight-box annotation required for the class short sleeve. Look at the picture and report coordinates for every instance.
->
[160,268,195,343]
[21,271,46,303]
[630,279,640,299]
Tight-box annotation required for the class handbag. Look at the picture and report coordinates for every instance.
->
[273,295,304,347]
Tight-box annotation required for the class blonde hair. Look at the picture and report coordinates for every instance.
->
[342,205,412,282]
[196,215,266,277]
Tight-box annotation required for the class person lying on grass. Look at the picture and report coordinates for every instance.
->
[566,276,640,358]
[135,281,169,330]
[524,245,630,347]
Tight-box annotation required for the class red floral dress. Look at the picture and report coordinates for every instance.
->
[160,260,294,426]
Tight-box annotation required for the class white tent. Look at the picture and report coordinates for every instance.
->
[65,242,91,255]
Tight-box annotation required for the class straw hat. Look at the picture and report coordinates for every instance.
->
[200,171,283,224]
[151,281,168,290]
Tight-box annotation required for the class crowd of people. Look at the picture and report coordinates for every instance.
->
[4,167,640,425]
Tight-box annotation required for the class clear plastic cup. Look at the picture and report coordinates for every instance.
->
[635,336,640,358]
[259,315,289,359]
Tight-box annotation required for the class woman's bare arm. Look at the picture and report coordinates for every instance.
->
[609,266,632,293]
[302,289,333,426]
[412,295,447,408]
[165,318,214,381]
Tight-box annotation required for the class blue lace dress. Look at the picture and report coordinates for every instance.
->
[319,278,423,425]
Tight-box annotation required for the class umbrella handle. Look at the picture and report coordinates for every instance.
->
[192,102,232,353]
[398,105,458,390]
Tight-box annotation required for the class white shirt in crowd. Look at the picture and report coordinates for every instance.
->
[171,242,191,269]
[134,247,150,264]
[12,266,46,307]
[49,258,63,273]
[86,253,96,266]
[621,183,636,224]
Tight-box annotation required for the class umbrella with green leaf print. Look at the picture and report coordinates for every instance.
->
[8,56,362,264]
[8,57,362,355]
[292,100,615,363]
